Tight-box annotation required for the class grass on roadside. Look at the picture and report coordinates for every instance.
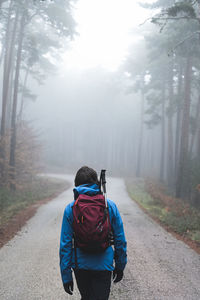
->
[126,178,200,243]
[0,176,70,227]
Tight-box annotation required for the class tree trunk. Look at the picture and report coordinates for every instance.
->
[6,57,15,128]
[167,62,174,189]
[0,0,16,184]
[136,89,144,177]
[197,116,200,158]
[1,2,18,137]
[192,109,200,207]
[174,64,183,178]
[160,81,166,182]
[17,67,30,121]
[9,12,26,189]
[0,43,5,67]
[176,56,192,198]
[189,95,200,156]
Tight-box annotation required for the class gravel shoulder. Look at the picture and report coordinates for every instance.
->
[0,174,200,300]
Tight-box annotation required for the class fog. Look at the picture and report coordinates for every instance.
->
[22,0,151,176]
[1,0,200,202]
[26,68,142,176]
[1,4,200,299]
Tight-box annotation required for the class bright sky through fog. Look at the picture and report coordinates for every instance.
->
[63,0,151,71]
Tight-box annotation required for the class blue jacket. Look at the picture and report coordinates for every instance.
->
[59,183,127,284]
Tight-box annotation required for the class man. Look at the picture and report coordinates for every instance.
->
[60,166,127,300]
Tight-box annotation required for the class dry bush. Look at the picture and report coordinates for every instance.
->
[0,121,42,189]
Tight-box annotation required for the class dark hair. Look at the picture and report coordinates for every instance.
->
[74,166,98,187]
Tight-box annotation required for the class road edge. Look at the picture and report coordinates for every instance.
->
[0,183,70,248]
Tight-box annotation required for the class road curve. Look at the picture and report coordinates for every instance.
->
[0,174,200,300]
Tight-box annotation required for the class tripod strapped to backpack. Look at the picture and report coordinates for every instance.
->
[99,169,114,245]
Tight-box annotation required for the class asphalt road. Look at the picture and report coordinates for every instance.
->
[0,174,200,300]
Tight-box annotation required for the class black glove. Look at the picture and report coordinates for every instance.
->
[63,281,74,295]
[113,268,123,283]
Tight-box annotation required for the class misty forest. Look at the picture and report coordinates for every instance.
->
[0,0,200,299]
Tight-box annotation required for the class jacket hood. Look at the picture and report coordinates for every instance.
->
[73,183,100,200]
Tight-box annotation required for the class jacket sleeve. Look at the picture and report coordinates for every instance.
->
[110,202,127,270]
[59,205,73,284]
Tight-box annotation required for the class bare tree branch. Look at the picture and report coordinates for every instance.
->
[152,16,200,22]
[168,31,200,55]
[140,15,200,26]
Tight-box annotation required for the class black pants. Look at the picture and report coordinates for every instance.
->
[74,269,112,300]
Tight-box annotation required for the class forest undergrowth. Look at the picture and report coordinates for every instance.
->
[0,176,69,228]
[126,178,200,249]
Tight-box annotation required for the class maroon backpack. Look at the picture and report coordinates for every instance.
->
[72,194,112,253]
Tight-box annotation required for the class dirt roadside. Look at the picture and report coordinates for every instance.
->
[0,185,69,248]
[132,198,200,255]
